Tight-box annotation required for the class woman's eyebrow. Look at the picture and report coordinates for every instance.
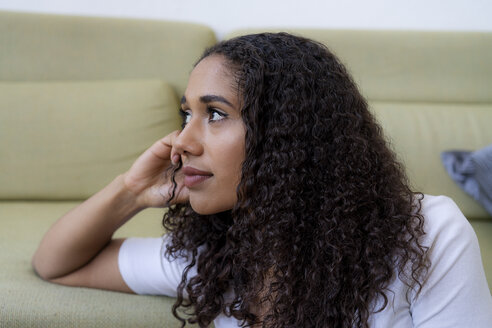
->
[180,95,234,108]
[199,95,234,108]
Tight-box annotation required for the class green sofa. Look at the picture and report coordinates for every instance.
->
[0,10,216,327]
[1,10,491,327]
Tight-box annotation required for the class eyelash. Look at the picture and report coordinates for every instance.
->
[179,107,228,128]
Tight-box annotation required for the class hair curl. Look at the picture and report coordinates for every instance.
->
[162,32,429,328]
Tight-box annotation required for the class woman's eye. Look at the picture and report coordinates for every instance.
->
[179,109,191,127]
[180,108,227,127]
[208,109,227,122]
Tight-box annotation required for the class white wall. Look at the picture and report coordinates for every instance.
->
[0,0,491,39]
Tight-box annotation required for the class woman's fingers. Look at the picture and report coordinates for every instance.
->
[171,154,180,165]
[150,130,180,161]
[135,130,181,174]
[150,130,182,165]
[123,130,188,207]
[168,130,182,165]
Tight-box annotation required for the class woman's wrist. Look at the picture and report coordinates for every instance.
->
[108,174,147,222]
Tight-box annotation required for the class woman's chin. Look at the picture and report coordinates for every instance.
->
[189,197,234,215]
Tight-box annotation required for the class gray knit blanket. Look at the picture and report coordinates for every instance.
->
[441,144,492,216]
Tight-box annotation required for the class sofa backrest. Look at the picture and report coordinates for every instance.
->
[0,11,217,96]
[228,29,492,103]
[0,11,217,200]
[227,29,492,220]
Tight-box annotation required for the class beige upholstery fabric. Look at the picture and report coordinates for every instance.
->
[0,11,218,327]
[0,80,180,200]
[0,11,217,96]
[371,101,492,220]
[226,29,492,103]
[0,201,198,328]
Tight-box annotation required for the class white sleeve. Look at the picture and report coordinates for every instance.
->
[411,195,492,327]
[118,234,196,297]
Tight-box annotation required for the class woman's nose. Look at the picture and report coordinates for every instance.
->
[172,121,204,159]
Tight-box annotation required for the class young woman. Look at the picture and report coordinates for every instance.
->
[32,33,492,328]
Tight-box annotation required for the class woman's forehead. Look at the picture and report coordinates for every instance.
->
[184,55,240,107]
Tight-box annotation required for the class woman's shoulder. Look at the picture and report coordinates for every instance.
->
[407,194,492,326]
[420,194,465,222]
[417,194,480,279]
[419,194,476,247]
[416,194,482,283]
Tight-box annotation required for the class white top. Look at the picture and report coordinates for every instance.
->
[118,195,492,327]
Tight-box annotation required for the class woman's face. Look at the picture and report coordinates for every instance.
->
[173,55,245,215]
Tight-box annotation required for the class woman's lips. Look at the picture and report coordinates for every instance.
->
[182,166,213,188]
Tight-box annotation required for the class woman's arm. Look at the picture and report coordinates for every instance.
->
[32,131,188,293]
[32,174,141,292]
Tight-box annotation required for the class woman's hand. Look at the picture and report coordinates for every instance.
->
[123,131,189,209]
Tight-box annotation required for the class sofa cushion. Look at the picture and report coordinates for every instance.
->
[0,80,180,200]
[0,11,217,96]
[371,101,492,220]
[0,201,199,327]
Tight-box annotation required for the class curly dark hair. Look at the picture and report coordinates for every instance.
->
[162,32,429,328]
